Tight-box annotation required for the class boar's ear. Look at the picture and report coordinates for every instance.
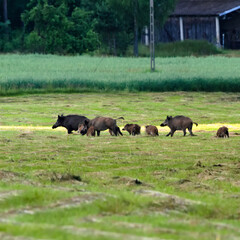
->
[167,116,170,120]
[170,116,172,119]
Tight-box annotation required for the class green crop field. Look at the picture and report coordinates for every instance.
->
[0,92,240,240]
[1,54,240,95]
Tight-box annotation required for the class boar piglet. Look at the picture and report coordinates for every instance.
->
[80,117,124,136]
[216,126,229,138]
[160,115,198,137]
[78,124,95,136]
[122,124,141,136]
[52,114,89,134]
[145,125,159,136]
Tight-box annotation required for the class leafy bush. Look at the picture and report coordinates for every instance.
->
[0,21,23,53]
[21,1,99,54]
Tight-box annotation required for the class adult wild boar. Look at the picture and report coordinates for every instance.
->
[52,114,89,134]
[145,125,159,136]
[80,117,124,136]
[160,115,198,137]
[122,124,141,136]
[216,126,229,138]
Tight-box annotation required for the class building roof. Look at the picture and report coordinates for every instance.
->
[171,0,240,16]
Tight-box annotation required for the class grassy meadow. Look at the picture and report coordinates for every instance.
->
[1,54,240,95]
[0,92,240,240]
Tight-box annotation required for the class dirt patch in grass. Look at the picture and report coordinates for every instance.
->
[0,190,21,202]
[35,171,85,184]
[0,171,22,182]
[135,189,203,212]
[0,232,37,240]
[50,172,82,183]
[112,176,153,187]
[63,225,161,240]
[18,131,34,140]
[1,193,105,219]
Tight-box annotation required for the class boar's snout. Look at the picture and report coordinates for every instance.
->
[52,124,57,129]
[160,123,167,127]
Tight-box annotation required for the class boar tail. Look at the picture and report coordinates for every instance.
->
[193,122,198,127]
[116,117,124,120]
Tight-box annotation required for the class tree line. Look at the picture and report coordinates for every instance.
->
[0,0,176,55]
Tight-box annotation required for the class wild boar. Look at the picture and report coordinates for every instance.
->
[160,115,198,137]
[145,125,159,136]
[52,114,89,134]
[216,126,229,138]
[87,126,96,137]
[122,124,141,136]
[80,117,124,136]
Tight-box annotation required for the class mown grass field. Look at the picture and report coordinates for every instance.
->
[0,92,240,240]
[1,54,240,95]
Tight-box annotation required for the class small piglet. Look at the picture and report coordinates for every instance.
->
[122,124,141,136]
[78,124,95,136]
[87,126,96,137]
[216,126,229,138]
[145,125,159,136]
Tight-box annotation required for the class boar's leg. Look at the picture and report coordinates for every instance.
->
[183,129,187,136]
[117,127,123,136]
[68,129,73,134]
[226,130,229,138]
[97,130,100,136]
[188,127,195,136]
[170,130,176,137]
[166,132,171,137]
[112,127,118,136]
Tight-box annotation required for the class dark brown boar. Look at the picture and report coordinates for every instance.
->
[216,126,229,138]
[80,117,124,136]
[145,125,159,136]
[160,115,198,137]
[122,124,141,136]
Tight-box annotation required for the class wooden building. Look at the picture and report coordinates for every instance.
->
[154,0,240,49]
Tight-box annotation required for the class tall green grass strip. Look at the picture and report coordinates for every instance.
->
[0,54,240,95]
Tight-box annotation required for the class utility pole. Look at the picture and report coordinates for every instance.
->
[3,0,8,23]
[150,0,155,71]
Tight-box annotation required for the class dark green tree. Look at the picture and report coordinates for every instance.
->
[21,0,99,54]
[107,0,176,56]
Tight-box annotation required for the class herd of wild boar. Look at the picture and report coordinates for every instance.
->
[52,114,230,138]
